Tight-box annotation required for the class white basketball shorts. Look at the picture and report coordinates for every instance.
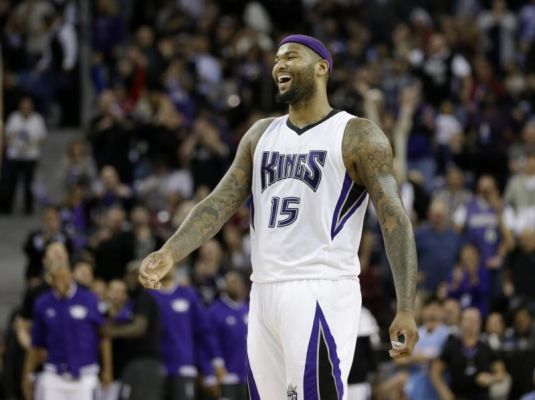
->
[246,279,362,400]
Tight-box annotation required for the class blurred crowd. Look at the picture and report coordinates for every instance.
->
[1,0,535,399]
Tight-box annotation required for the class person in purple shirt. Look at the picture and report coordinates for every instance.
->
[149,264,225,400]
[208,271,249,400]
[447,244,490,317]
[453,175,514,299]
[22,260,112,400]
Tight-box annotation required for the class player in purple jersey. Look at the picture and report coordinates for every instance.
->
[22,261,112,400]
[208,272,249,400]
[149,264,225,400]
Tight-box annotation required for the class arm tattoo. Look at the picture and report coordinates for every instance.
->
[162,118,274,263]
[343,118,417,312]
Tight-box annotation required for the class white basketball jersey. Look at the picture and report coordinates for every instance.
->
[250,110,369,283]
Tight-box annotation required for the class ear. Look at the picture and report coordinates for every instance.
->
[316,60,329,77]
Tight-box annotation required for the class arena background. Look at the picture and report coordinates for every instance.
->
[1,0,535,399]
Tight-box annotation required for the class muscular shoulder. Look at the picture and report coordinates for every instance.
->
[342,117,393,186]
[242,117,276,155]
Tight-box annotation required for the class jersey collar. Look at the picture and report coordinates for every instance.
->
[286,109,341,135]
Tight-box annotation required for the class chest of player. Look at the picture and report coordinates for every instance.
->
[41,300,98,341]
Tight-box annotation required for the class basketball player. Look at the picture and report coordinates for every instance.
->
[139,34,419,399]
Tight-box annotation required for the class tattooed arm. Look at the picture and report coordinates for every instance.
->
[343,118,419,357]
[139,118,274,289]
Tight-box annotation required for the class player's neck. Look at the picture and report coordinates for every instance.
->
[288,92,332,128]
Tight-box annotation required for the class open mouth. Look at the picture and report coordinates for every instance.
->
[277,73,292,88]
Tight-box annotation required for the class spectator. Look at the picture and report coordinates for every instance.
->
[101,279,131,400]
[415,199,463,294]
[447,244,490,317]
[431,307,509,400]
[92,206,135,282]
[404,297,450,400]
[3,96,47,214]
[192,240,227,305]
[503,308,535,400]
[504,228,535,310]
[443,298,462,336]
[478,0,517,72]
[348,307,380,400]
[73,259,95,289]
[222,224,251,271]
[59,182,92,253]
[453,175,514,298]
[435,101,463,175]
[60,139,97,192]
[22,261,112,400]
[92,165,133,212]
[92,0,127,62]
[87,90,133,183]
[503,151,535,236]
[134,158,193,213]
[1,308,26,400]
[101,261,164,400]
[130,205,165,260]
[181,118,230,190]
[482,312,506,351]
[12,0,54,63]
[208,271,249,400]
[408,33,471,107]
[432,167,472,223]
[509,120,535,174]
[23,206,73,284]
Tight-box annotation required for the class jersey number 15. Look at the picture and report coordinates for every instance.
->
[268,197,300,228]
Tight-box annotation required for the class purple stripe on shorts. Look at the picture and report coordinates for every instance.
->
[304,302,344,399]
[246,354,260,400]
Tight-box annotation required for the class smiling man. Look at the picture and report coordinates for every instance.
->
[139,34,419,399]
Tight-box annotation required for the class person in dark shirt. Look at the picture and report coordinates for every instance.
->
[505,229,535,309]
[503,307,535,400]
[93,206,135,282]
[101,260,163,400]
[347,307,379,400]
[431,307,509,400]
[101,279,133,400]
[22,206,73,284]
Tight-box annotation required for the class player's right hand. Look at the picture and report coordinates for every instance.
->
[138,249,174,289]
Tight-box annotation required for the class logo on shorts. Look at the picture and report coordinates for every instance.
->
[287,384,297,400]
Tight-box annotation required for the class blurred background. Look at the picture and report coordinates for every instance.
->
[0,0,535,399]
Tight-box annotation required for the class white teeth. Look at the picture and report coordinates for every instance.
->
[278,74,292,83]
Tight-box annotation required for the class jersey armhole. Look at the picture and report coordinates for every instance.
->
[335,114,358,177]
[251,116,281,164]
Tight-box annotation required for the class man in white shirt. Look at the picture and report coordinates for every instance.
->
[4,96,47,214]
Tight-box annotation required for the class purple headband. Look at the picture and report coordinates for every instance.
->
[279,34,333,74]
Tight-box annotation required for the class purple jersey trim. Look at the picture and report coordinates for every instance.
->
[331,172,367,239]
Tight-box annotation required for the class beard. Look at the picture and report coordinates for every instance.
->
[275,66,317,105]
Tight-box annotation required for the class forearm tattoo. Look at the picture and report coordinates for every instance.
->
[162,118,274,263]
[343,118,417,312]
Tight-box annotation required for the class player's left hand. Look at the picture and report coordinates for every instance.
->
[388,311,419,359]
